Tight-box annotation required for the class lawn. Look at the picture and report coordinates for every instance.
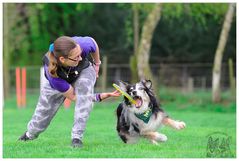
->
[3,90,236,158]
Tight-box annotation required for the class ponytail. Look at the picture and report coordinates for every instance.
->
[47,36,77,77]
[48,51,58,77]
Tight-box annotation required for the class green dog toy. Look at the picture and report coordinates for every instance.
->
[113,83,137,105]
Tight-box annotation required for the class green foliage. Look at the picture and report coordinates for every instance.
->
[162,3,228,27]
[162,3,184,19]
[188,3,228,27]
[3,3,236,65]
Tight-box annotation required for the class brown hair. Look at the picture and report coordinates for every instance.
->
[48,36,77,77]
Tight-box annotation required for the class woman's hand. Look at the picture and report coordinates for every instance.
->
[99,90,121,101]
[108,90,121,97]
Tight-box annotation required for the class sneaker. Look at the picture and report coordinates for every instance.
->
[71,138,83,148]
[18,131,30,141]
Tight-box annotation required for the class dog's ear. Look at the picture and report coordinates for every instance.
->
[119,80,129,91]
[142,79,152,89]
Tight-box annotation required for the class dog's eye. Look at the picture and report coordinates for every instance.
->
[128,89,133,93]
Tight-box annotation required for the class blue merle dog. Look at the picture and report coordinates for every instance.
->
[116,80,186,145]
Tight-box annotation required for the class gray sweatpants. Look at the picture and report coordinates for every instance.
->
[26,64,96,140]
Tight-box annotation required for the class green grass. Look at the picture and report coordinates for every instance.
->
[3,90,236,158]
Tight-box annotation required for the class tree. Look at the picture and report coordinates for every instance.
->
[137,4,162,94]
[212,3,235,102]
[130,4,139,83]
[3,4,10,99]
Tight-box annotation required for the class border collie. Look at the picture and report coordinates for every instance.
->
[116,79,186,145]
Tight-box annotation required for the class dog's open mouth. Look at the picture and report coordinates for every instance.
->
[133,96,143,108]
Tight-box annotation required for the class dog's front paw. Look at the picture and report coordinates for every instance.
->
[174,121,186,130]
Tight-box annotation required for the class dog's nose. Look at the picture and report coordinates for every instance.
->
[132,91,137,95]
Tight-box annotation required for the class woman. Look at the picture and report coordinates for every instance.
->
[19,36,120,148]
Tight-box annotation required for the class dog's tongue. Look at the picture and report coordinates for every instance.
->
[135,99,142,107]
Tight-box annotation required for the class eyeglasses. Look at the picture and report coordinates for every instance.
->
[67,54,81,62]
[67,57,79,62]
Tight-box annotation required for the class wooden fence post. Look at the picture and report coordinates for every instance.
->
[101,56,108,91]
[201,77,206,90]
[188,77,194,92]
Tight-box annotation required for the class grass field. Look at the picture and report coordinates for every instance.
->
[3,89,236,158]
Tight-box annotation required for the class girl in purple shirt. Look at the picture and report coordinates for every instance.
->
[19,36,120,148]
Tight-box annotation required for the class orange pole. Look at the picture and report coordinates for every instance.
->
[21,68,26,107]
[64,98,71,108]
[16,67,21,108]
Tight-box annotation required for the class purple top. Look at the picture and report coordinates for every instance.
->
[44,36,97,93]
